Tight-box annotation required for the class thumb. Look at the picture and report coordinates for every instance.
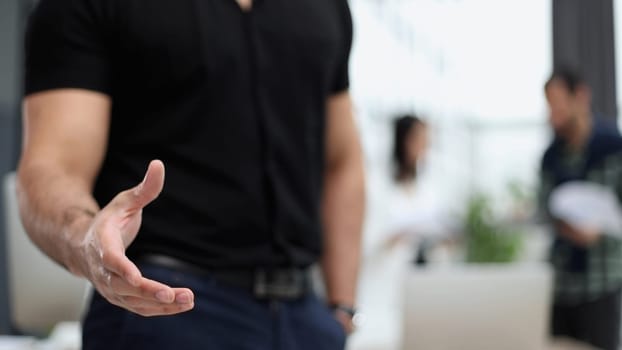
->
[114,160,165,212]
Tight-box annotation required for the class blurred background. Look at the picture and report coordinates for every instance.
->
[1,0,622,349]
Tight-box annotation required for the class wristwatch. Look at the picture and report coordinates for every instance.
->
[330,303,357,318]
[330,303,363,327]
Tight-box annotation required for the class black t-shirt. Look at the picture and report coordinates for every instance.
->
[24,0,352,269]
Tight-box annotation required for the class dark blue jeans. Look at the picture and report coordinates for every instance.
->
[83,262,346,350]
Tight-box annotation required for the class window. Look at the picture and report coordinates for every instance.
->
[350,0,552,221]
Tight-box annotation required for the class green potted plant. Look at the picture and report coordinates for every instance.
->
[464,193,524,263]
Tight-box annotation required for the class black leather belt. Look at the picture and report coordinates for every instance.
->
[138,254,310,300]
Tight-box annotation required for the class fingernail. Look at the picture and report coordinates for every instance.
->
[176,292,193,305]
[156,290,172,303]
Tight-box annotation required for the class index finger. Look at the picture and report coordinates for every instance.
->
[101,250,142,287]
[109,273,191,304]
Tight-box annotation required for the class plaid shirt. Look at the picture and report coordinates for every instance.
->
[539,127,622,305]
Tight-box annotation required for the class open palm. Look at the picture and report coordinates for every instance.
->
[77,160,194,316]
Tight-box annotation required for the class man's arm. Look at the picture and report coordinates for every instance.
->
[18,89,193,316]
[321,91,365,332]
[18,89,108,270]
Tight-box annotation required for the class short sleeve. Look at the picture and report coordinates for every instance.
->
[331,0,353,93]
[24,0,112,96]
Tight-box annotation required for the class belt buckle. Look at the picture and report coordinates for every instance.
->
[254,268,304,300]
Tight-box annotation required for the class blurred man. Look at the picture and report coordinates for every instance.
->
[540,67,622,350]
[17,0,365,349]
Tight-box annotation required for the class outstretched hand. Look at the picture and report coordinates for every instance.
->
[75,160,194,316]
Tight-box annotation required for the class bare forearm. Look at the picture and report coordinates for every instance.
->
[321,159,365,305]
[17,161,99,274]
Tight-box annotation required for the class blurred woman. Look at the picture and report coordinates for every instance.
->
[349,114,453,349]
[385,115,450,254]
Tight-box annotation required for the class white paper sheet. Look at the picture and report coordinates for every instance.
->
[549,181,622,236]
